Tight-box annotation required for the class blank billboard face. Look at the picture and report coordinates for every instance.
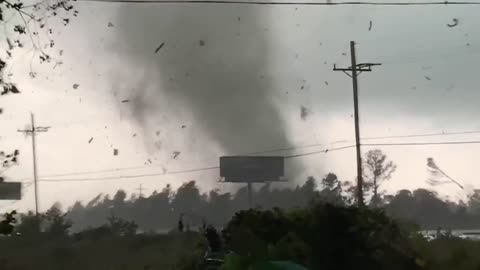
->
[220,156,284,182]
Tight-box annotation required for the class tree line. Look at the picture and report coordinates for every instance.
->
[63,150,480,232]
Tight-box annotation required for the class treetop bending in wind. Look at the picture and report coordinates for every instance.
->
[426,157,464,190]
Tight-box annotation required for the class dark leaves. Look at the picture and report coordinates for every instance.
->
[1,84,20,95]
[154,42,165,54]
[39,54,50,63]
[13,25,26,34]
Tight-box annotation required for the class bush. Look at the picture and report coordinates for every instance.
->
[222,203,424,270]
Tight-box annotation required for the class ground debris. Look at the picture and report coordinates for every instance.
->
[88,137,93,144]
[181,125,186,128]
[173,151,181,159]
[113,149,119,156]
[121,99,129,103]
[73,84,79,89]
[368,20,373,31]
[425,76,431,81]
[108,22,114,27]
[199,40,205,46]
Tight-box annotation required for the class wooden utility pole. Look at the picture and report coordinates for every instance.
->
[136,184,144,198]
[17,113,50,215]
[247,182,252,209]
[333,41,381,206]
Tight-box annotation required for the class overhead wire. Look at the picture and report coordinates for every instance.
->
[36,138,480,182]
[363,140,480,146]
[14,129,480,181]
[80,0,480,6]
[39,144,357,182]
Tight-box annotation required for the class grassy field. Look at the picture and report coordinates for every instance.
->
[0,232,206,270]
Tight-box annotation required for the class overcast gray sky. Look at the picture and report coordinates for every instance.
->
[1,0,480,212]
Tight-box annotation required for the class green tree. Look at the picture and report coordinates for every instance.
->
[363,149,397,207]
[44,203,72,237]
[16,211,42,236]
[318,173,344,206]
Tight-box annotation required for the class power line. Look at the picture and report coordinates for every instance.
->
[22,138,480,183]
[39,166,220,182]
[39,145,356,182]
[80,0,480,6]
[363,140,480,146]
[284,145,356,158]
[16,129,480,181]
[361,130,480,141]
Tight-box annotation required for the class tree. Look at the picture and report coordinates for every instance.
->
[16,211,42,236]
[363,149,397,207]
[318,173,344,206]
[44,203,72,237]
[0,0,78,183]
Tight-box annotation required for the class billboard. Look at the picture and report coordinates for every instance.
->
[0,182,21,200]
[220,156,284,183]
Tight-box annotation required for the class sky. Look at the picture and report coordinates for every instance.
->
[1,0,480,212]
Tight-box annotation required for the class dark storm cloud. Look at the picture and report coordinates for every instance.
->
[111,5,302,177]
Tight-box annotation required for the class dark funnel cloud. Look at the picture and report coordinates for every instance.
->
[111,5,303,177]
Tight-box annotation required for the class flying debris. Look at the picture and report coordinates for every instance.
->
[88,137,93,144]
[73,84,79,89]
[154,42,165,53]
[113,149,119,156]
[300,106,309,120]
[447,18,459,28]
[368,20,373,31]
[173,151,181,159]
